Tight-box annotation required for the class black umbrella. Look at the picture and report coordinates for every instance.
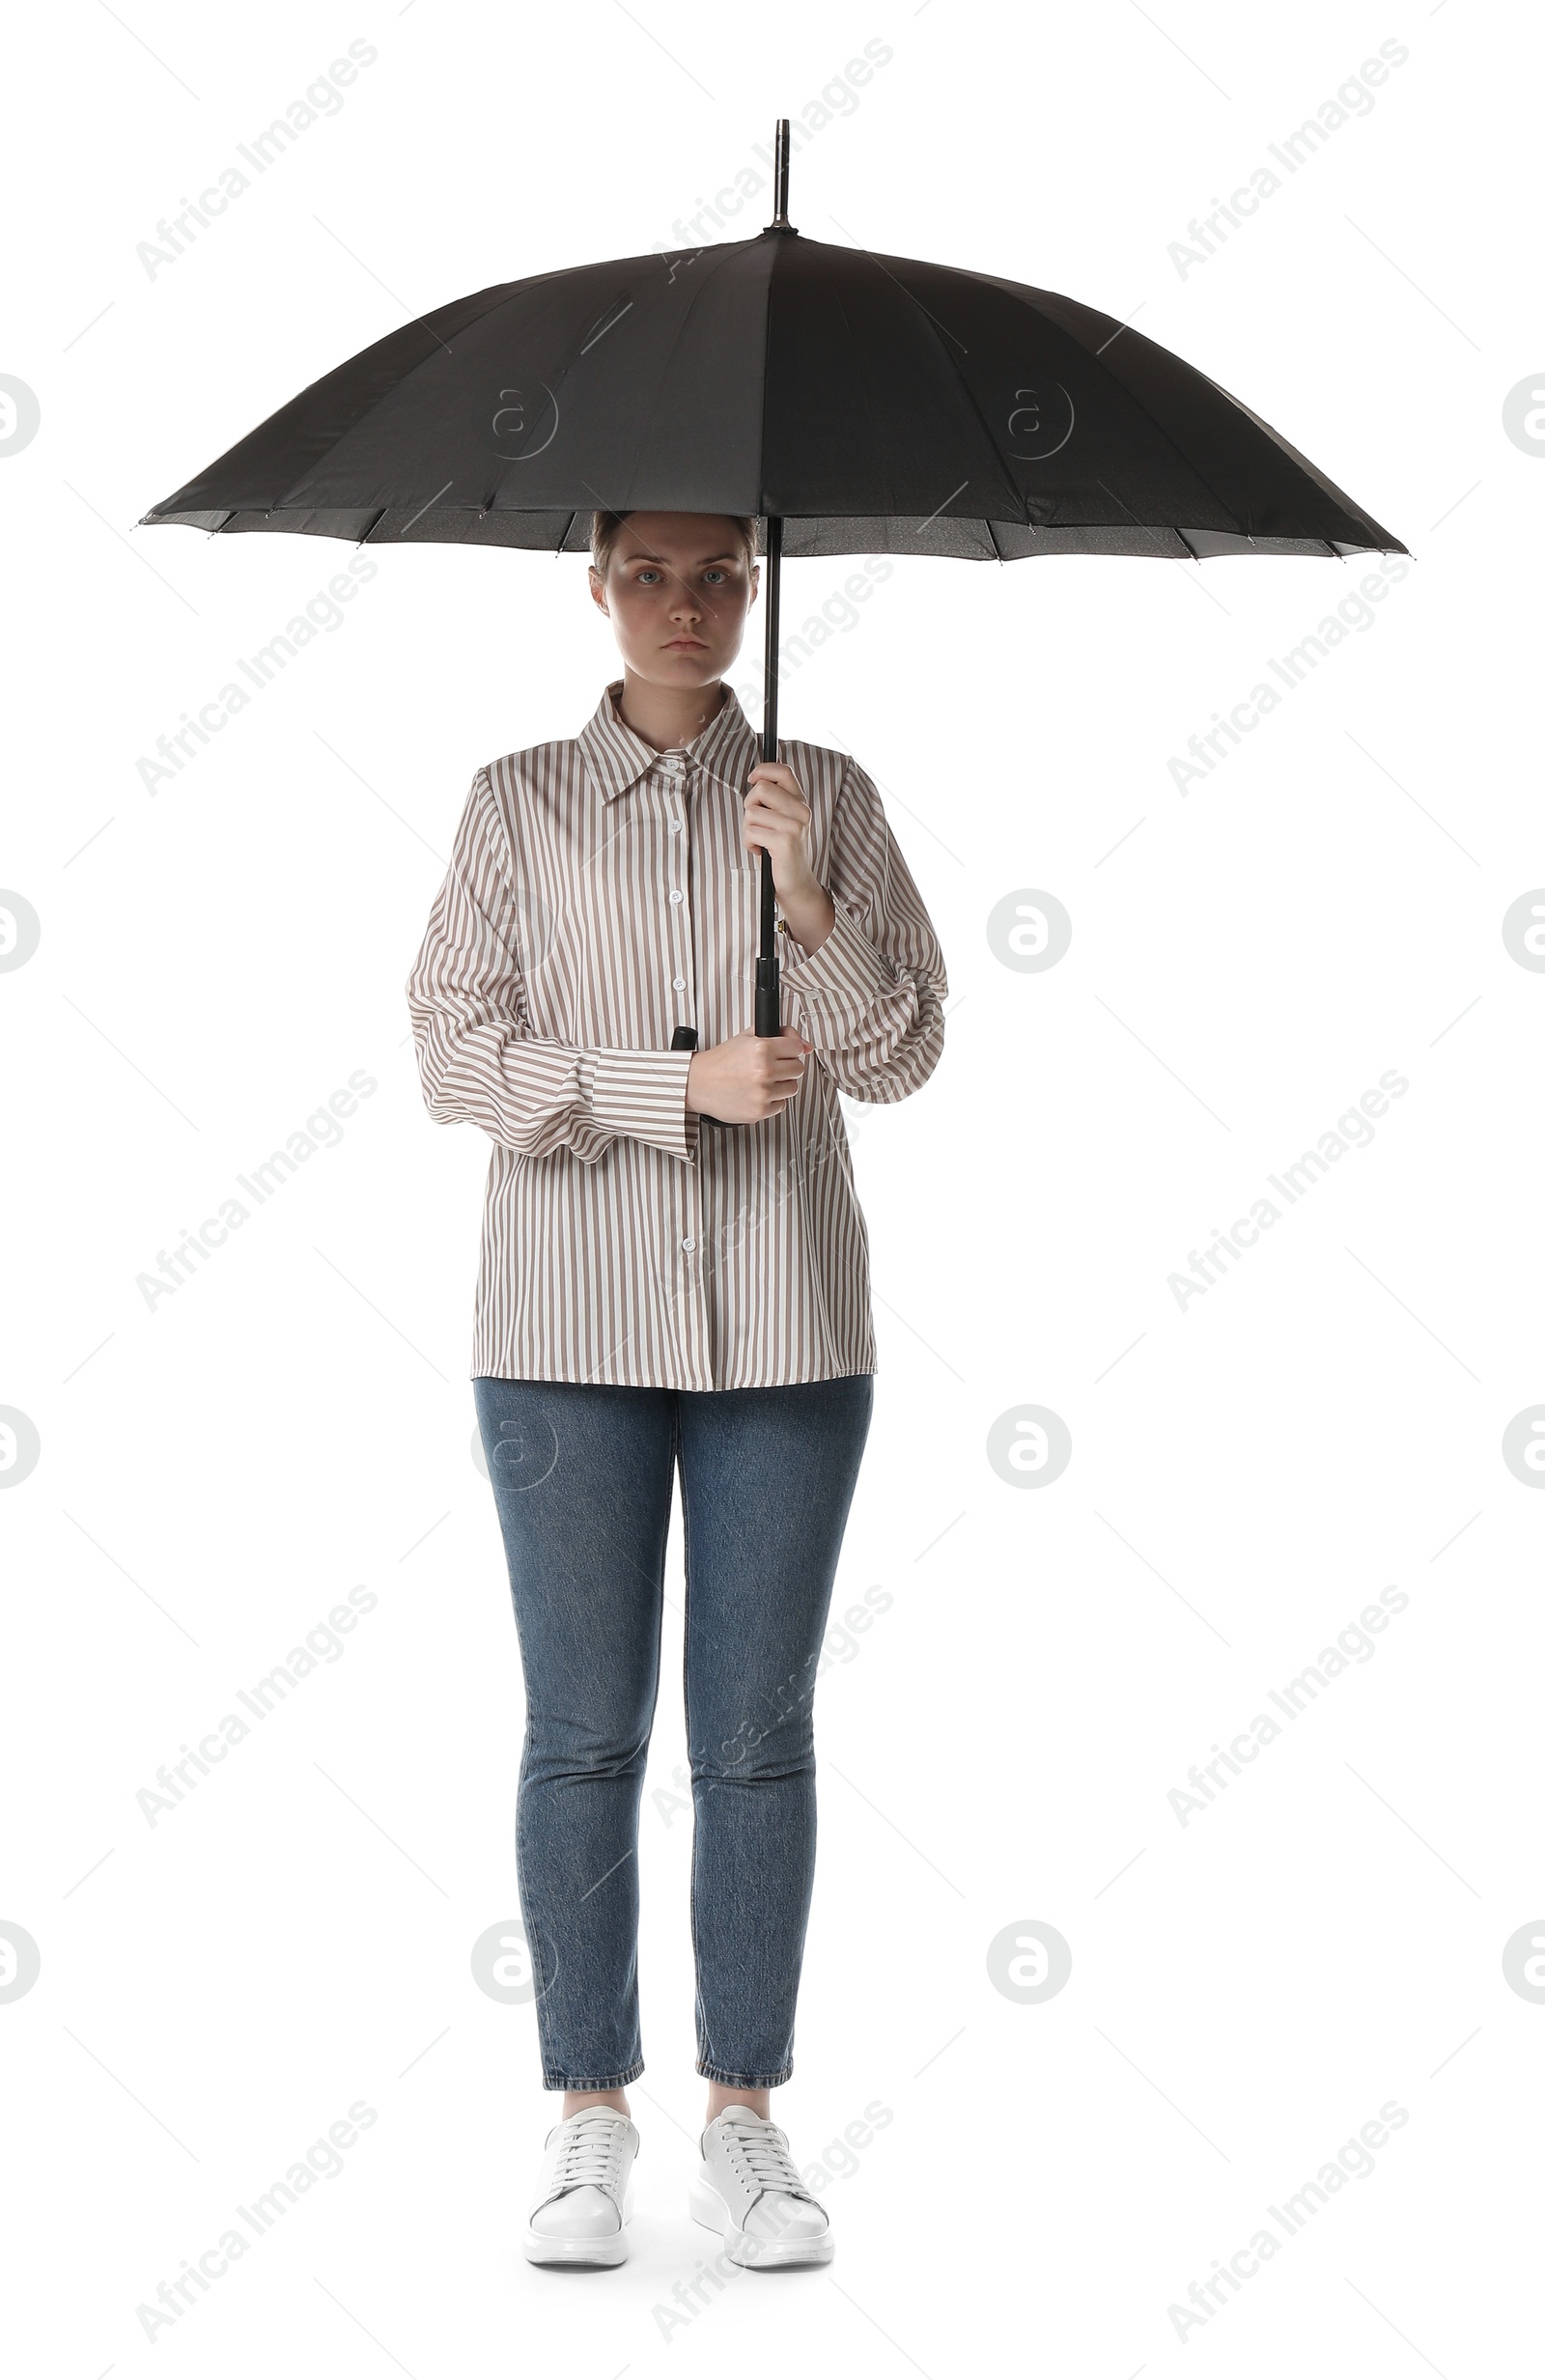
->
[141,121,1404,1036]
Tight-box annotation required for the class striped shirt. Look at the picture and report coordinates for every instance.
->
[405,680,948,1387]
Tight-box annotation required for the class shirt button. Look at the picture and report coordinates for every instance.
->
[669,888,684,905]
[669,819,683,833]
[681,1236,696,1252]
[665,756,684,773]
[672,975,687,991]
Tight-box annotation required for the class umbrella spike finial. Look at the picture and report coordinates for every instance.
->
[766,118,796,233]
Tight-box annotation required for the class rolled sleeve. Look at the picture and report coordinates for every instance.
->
[776,901,895,1036]
[773,757,948,1104]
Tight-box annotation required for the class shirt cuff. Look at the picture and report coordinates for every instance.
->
[776,902,894,1039]
[583,1048,698,1161]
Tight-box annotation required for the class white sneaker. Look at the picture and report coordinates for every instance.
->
[523,2107,639,2266]
[689,2105,833,2267]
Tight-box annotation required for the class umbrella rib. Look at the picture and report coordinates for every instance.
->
[933,257,1295,545]
[256,281,532,517]
[1097,476,1194,561]
[849,248,1027,536]
[932,258,1271,542]
[594,237,759,518]
[827,217,969,357]
[1082,341,1382,550]
[1073,338,1266,544]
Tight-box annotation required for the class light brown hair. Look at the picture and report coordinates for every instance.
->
[589,510,760,576]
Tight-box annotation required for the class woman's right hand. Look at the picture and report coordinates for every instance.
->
[686,1026,814,1124]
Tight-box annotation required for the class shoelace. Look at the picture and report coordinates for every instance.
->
[551,2114,629,2194]
[717,2114,813,2200]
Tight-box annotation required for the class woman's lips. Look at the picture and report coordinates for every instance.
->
[664,637,708,649]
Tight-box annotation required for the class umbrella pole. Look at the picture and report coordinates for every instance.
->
[753,116,792,1040]
[755,512,783,1036]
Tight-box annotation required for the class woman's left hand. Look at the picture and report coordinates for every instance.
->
[743,762,835,954]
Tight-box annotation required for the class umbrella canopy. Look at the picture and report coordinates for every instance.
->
[140,223,1400,567]
[140,123,1404,1038]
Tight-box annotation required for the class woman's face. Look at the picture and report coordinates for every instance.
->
[589,513,758,689]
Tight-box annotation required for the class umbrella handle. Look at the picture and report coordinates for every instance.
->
[754,512,783,1036]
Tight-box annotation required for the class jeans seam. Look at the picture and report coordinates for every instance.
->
[515,1702,557,2061]
[678,1395,719,2078]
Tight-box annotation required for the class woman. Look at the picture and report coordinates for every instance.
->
[405,510,947,2270]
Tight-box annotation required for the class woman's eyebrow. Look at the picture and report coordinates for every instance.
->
[621,550,740,566]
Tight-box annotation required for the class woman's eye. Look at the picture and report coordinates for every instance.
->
[636,568,660,583]
[703,569,727,584]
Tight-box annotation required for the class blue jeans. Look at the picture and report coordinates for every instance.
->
[472,1373,874,2091]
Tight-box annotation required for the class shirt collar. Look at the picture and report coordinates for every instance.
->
[577,679,758,802]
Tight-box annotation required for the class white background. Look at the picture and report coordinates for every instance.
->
[5,0,1542,2372]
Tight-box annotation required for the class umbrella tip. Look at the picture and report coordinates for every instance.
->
[764,117,798,234]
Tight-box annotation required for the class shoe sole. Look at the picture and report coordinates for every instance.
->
[688,2174,834,2267]
[521,2226,630,2267]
